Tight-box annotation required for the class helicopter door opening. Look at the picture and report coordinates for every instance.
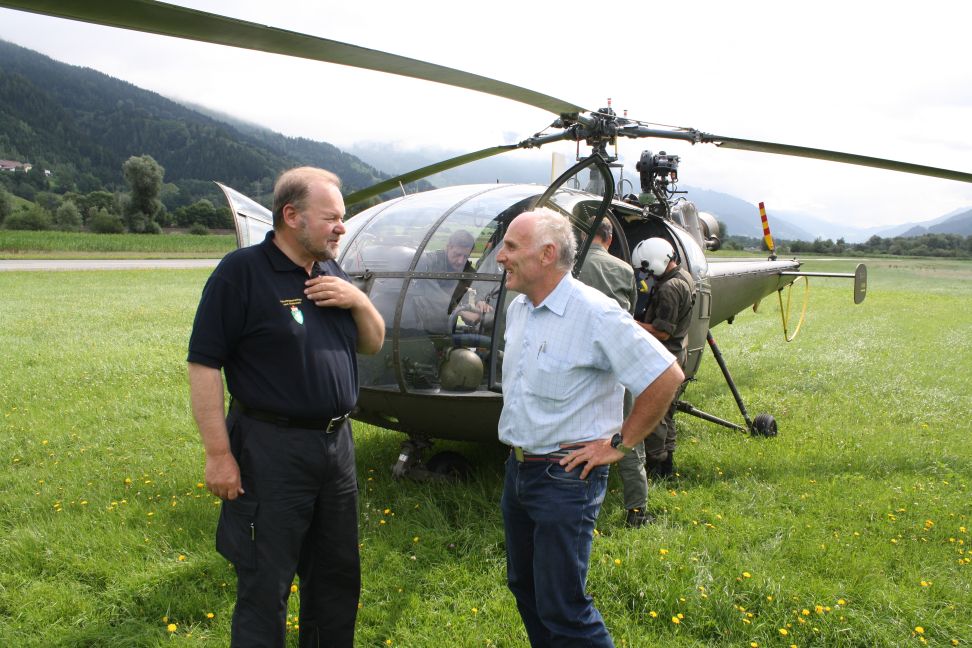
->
[486,155,616,393]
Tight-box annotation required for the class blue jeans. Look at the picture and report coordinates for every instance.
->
[501,454,614,648]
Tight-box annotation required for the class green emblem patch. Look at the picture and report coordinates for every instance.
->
[290,305,304,325]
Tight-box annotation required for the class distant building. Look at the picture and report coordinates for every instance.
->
[0,160,32,173]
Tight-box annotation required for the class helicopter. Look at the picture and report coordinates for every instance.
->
[5,0,971,480]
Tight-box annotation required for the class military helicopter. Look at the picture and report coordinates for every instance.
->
[6,0,971,479]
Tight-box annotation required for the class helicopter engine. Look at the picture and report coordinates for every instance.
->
[636,149,680,216]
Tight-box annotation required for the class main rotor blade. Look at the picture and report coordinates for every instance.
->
[704,134,972,183]
[344,145,519,206]
[0,0,586,117]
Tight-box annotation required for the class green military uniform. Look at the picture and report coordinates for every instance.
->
[639,264,695,464]
[578,243,649,512]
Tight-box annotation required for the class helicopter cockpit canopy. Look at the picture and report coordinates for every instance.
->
[337,156,616,398]
[217,157,620,438]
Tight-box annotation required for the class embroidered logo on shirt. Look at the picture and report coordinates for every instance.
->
[280,298,304,325]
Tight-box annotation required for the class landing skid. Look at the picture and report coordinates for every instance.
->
[675,331,778,437]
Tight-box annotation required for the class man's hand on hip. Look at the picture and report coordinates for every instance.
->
[559,439,623,479]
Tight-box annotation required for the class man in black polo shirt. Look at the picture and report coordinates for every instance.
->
[187,167,384,647]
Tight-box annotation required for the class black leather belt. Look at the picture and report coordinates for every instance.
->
[233,402,349,433]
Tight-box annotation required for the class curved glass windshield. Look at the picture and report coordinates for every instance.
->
[339,184,541,394]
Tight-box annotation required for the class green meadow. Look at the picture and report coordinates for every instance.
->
[1,257,969,647]
[0,230,235,259]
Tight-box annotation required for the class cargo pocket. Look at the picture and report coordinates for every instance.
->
[215,497,258,569]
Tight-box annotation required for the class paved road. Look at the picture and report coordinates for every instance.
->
[0,259,220,272]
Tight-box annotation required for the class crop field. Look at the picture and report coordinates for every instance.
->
[0,257,969,646]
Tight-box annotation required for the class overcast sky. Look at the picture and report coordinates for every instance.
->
[1,0,970,228]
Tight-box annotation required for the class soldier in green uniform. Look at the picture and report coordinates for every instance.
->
[578,219,654,527]
[632,237,696,479]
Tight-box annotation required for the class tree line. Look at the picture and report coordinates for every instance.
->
[721,233,972,258]
[0,154,231,234]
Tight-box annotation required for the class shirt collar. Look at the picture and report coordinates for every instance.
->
[261,230,306,274]
[534,272,573,317]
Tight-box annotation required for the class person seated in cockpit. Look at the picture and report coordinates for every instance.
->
[415,230,492,331]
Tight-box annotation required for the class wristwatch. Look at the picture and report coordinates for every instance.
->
[610,432,633,455]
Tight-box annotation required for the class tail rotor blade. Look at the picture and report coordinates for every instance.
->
[758,202,775,257]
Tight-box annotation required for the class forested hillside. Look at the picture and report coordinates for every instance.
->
[0,39,414,211]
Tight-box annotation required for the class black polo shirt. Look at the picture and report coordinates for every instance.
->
[187,231,359,419]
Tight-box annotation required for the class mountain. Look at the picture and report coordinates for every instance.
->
[347,142,552,187]
[679,187,815,241]
[0,39,414,208]
[3,38,967,236]
[892,209,972,238]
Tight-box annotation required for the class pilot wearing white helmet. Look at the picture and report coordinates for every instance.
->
[630,237,696,481]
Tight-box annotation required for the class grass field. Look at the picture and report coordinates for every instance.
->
[0,230,235,259]
[0,257,969,647]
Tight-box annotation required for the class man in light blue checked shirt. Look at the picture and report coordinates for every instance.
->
[496,208,683,648]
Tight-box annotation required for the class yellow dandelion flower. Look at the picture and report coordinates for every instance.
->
[837,599,846,605]
[921,580,930,587]
[291,584,298,593]
[779,628,789,636]
[167,623,177,633]
[471,607,478,615]
[649,611,658,618]
[802,609,810,616]
[750,642,758,647]
[385,640,392,646]
[742,571,752,578]
[614,559,621,566]
[915,626,924,634]
[659,548,669,555]
[206,612,214,619]
[413,536,419,543]
[178,555,186,561]
[950,639,958,646]
[671,616,680,624]
[815,605,824,614]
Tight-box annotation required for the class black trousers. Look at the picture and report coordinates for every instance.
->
[217,409,360,648]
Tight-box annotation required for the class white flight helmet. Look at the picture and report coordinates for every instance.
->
[631,238,675,275]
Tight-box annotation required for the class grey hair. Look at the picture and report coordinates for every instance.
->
[594,218,613,242]
[528,207,576,271]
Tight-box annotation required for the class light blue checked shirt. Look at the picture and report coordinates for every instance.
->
[498,273,676,454]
